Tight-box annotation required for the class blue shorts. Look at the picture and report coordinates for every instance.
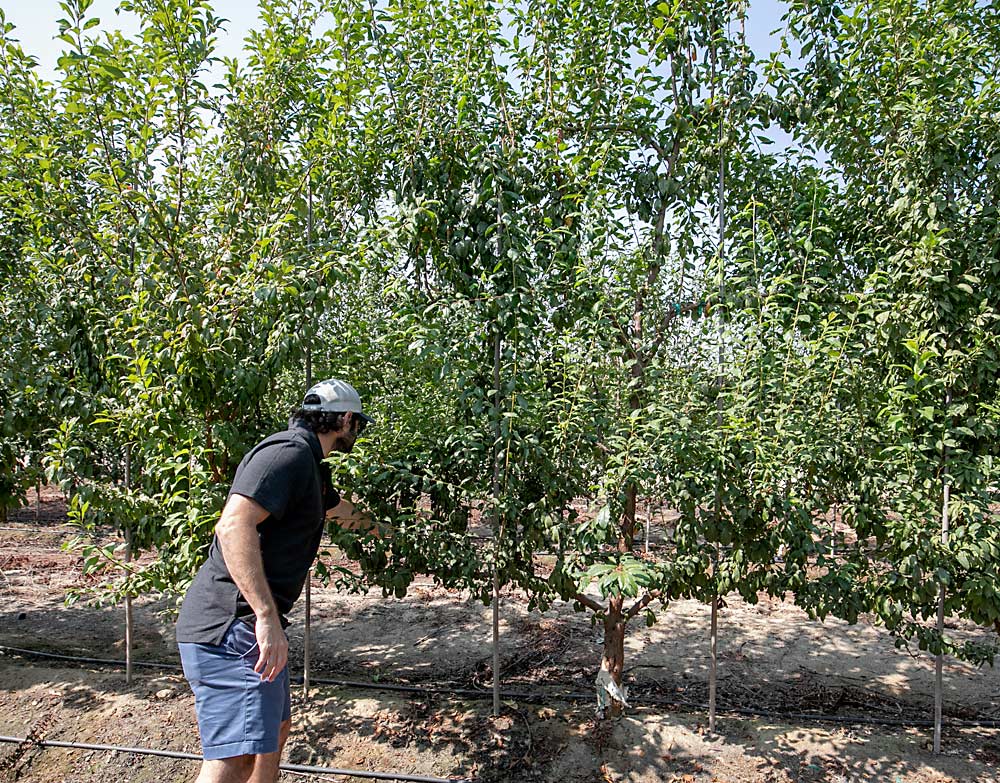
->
[178,619,291,760]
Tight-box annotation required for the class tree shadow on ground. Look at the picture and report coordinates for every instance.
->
[288,688,532,782]
[733,718,994,783]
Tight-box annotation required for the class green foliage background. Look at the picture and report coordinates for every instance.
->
[1,0,998,696]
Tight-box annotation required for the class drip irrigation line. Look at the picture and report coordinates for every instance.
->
[3,644,999,729]
[633,695,1000,729]
[0,643,538,701]
[0,645,181,671]
[0,736,470,782]
[0,526,78,535]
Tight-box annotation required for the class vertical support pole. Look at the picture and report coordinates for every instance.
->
[124,445,133,687]
[35,479,41,523]
[709,596,718,730]
[831,505,837,557]
[124,238,138,685]
[490,164,506,718]
[709,64,728,735]
[303,570,312,698]
[303,350,312,697]
[934,391,951,754]
[125,528,134,686]
[492,571,501,715]
[303,174,315,699]
[491,328,502,718]
[644,508,651,555]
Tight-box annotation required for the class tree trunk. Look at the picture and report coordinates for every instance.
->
[621,484,637,553]
[598,597,628,717]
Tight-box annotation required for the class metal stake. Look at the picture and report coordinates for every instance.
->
[124,446,133,687]
[709,50,728,734]
[491,328,502,718]
[934,393,951,754]
[303,173,315,698]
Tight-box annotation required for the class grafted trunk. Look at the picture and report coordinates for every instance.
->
[598,596,628,717]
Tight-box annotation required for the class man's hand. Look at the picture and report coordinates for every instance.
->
[327,498,388,537]
[253,615,288,682]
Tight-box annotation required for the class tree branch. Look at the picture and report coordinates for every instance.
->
[645,297,718,361]
[626,589,662,620]
[574,591,606,613]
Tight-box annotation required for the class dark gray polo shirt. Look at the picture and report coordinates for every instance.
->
[175,423,339,645]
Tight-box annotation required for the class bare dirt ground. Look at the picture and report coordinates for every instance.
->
[1,493,999,783]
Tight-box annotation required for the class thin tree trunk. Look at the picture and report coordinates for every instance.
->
[600,597,627,717]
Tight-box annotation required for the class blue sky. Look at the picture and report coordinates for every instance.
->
[3,0,794,82]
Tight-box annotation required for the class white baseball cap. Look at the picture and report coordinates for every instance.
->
[302,379,375,424]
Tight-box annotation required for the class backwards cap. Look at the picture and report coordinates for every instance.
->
[302,379,375,424]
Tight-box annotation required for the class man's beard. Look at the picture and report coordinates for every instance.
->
[332,434,355,453]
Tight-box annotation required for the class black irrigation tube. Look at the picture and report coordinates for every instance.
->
[0,645,181,670]
[0,526,78,535]
[4,644,1000,730]
[0,736,470,782]
[0,643,533,701]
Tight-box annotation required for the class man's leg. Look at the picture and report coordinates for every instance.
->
[194,755,255,783]
[248,718,291,783]
[180,624,288,782]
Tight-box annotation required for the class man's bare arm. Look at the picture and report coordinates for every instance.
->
[215,493,288,681]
